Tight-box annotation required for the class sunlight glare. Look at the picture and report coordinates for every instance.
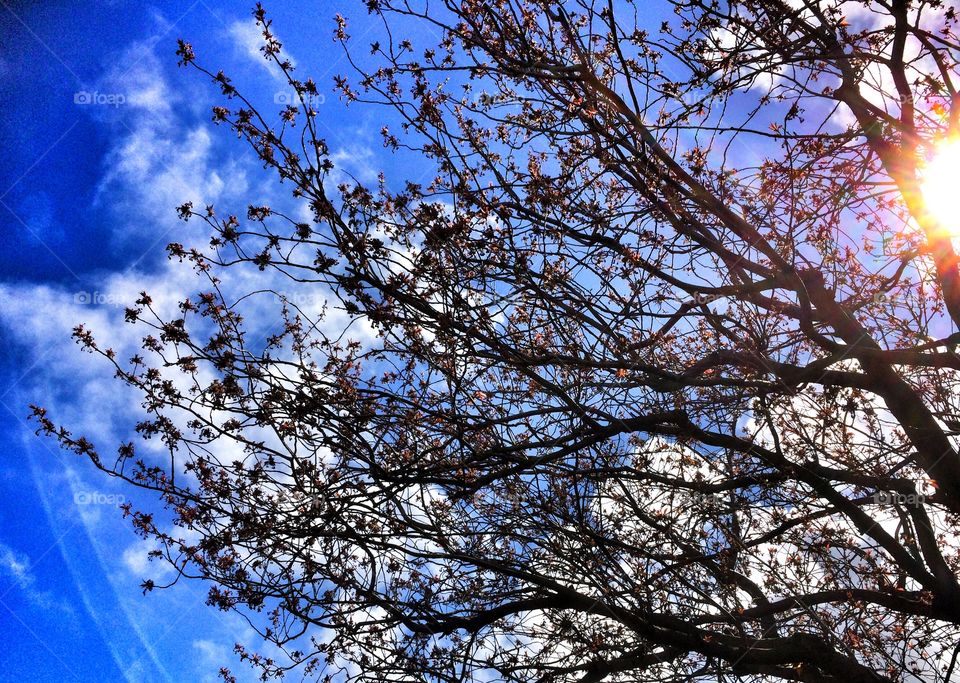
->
[921,139,960,236]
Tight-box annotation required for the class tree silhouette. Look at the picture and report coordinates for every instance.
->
[32,0,960,680]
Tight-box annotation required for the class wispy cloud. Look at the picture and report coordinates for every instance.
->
[0,538,76,618]
[0,20,378,682]
[227,18,295,83]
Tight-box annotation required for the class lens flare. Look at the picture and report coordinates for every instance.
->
[921,139,960,235]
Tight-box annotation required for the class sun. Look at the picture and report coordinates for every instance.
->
[921,139,960,236]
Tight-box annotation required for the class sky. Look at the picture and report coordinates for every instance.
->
[0,2,926,681]
[0,2,412,680]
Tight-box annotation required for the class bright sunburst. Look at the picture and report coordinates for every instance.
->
[921,139,960,235]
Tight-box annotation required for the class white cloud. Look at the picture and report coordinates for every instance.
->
[330,145,380,185]
[95,41,175,123]
[84,40,251,255]
[193,639,231,683]
[121,539,174,580]
[0,31,379,683]
[227,19,294,84]
[0,541,32,588]
[0,539,76,617]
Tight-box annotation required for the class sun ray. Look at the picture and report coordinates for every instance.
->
[921,139,960,236]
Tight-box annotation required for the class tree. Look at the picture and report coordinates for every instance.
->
[32,0,960,680]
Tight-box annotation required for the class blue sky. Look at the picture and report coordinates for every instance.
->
[0,3,906,681]
[0,2,406,680]
[2,1,949,681]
